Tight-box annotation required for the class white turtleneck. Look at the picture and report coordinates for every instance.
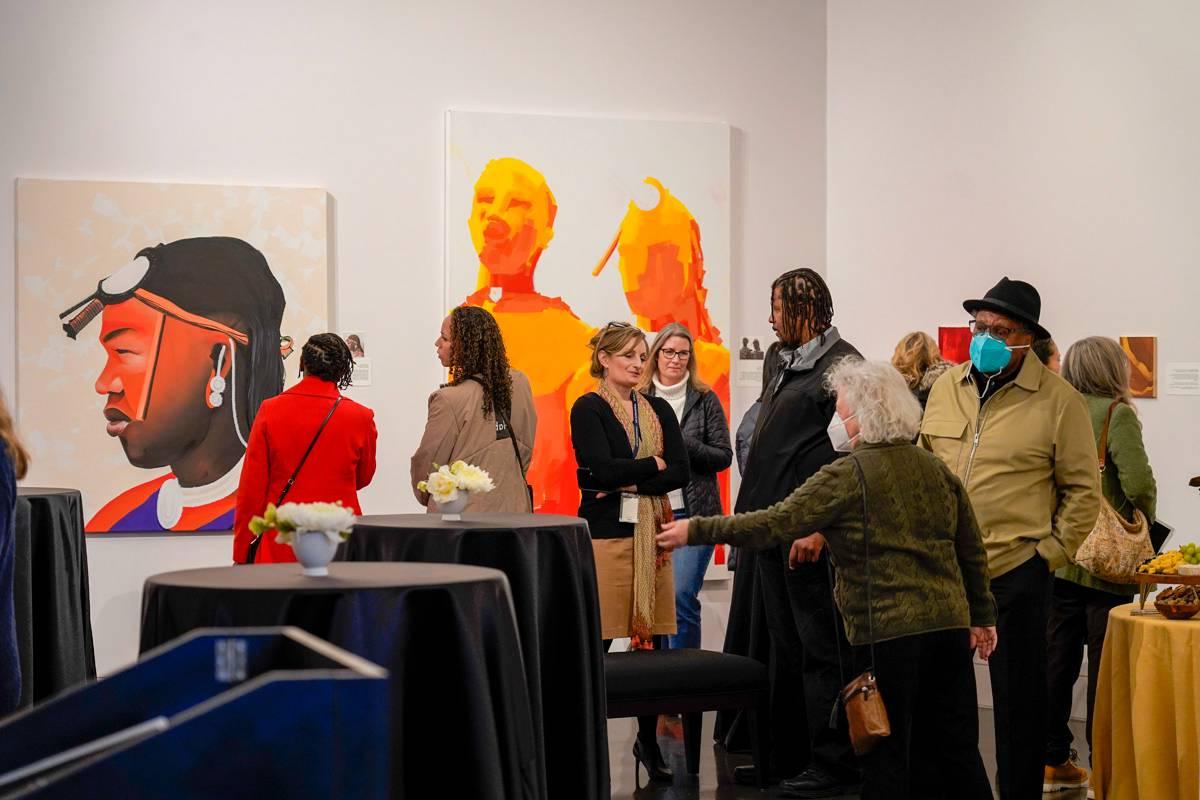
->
[653,376,687,423]
[652,377,688,512]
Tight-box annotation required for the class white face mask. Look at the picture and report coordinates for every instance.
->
[827,410,859,453]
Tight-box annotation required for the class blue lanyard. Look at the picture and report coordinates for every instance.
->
[630,391,642,452]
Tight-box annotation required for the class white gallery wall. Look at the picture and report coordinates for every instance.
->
[0,0,827,673]
[827,1,1200,709]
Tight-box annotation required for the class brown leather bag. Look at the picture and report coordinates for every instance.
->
[837,455,891,755]
[841,669,889,756]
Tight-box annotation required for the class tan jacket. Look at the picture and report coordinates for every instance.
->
[411,370,537,513]
[919,353,1100,578]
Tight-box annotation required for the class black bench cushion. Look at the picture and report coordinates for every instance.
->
[605,649,767,703]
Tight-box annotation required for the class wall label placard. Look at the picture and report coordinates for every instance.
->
[1165,362,1200,396]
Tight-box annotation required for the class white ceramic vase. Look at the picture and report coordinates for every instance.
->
[435,494,470,521]
[291,530,339,576]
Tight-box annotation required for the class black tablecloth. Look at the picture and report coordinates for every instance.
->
[342,513,608,800]
[140,562,539,800]
[13,488,96,709]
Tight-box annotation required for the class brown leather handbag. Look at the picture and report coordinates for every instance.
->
[837,455,891,756]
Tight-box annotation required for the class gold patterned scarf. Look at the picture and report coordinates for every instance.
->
[597,383,673,650]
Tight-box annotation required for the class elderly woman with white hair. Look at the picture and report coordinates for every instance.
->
[658,359,998,800]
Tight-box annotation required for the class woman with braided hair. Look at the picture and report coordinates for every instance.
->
[411,306,537,513]
[232,333,377,563]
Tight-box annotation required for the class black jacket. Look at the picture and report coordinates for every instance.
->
[736,334,862,514]
[570,391,690,538]
[644,385,732,518]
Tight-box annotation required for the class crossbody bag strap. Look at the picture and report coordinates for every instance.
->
[1098,399,1120,473]
[464,376,531,511]
[827,453,877,728]
[278,397,342,505]
[246,396,341,564]
[848,454,877,669]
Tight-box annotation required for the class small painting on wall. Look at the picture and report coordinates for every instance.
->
[939,326,972,365]
[1120,336,1157,398]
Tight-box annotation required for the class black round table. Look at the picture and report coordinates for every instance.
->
[139,562,539,800]
[13,487,96,709]
[341,513,607,800]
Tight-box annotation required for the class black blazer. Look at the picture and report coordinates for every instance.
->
[570,391,690,539]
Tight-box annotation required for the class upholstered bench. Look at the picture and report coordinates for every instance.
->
[605,648,769,787]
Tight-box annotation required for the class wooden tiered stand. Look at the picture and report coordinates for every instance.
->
[1133,572,1200,609]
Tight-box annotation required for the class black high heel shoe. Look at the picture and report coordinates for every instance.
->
[632,738,673,789]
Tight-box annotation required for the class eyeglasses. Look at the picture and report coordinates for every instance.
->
[659,348,691,361]
[969,319,1026,340]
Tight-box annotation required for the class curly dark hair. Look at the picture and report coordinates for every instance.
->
[772,267,834,346]
[448,306,512,419]
[301,333,355,390]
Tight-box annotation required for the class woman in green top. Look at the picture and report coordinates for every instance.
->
[658,359,997,800]
[1044,337,1157,791]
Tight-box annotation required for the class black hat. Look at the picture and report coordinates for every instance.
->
[963,277,1050,340]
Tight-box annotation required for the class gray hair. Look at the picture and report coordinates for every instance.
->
[825,358,923,443]
[1061,336,1133,406]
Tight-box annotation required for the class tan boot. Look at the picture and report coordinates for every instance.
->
[1043,749,1089,793]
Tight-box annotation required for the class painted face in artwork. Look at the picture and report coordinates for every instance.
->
[601,178,702,320]
[469,158,557,277]
[93,297,241,469]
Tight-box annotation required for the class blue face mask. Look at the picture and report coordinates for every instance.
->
[969,333,1029,374]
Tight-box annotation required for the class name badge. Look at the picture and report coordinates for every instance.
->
[620,493,640,524]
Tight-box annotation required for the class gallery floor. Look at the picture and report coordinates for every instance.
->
[606,710,1091,799]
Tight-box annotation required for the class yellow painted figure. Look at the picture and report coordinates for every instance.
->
[596,178,732,510]
[462,158,595,514]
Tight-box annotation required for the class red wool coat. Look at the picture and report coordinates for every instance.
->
[233,376,377,564]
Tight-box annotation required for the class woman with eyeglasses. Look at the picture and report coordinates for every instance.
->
[638,323,732,650]
[569,321,690,786]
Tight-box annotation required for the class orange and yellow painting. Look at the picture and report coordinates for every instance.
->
[446,111,731,516]
[1120,336,1156,398]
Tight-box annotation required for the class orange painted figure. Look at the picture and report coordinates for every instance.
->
[463,158,595,514]
[595,178,732,511]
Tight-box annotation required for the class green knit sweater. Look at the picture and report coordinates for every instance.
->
[689,441,996,646]
[1057,395,1158,595]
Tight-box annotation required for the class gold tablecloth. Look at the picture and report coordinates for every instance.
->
[1092,604,1200,800]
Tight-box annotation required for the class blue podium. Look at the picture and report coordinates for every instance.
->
[0,627,388,798]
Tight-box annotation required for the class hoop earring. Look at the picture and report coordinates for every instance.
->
[206,345,228,409]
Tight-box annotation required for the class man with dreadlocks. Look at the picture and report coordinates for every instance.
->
[730,268,862,797]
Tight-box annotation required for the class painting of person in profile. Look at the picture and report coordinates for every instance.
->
[59,237,285,532]
[345,334,365,358]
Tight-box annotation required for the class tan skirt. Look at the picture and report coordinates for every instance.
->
[592,537,676,640]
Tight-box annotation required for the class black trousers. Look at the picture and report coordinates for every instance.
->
[988,554,1054,800]
[853,629,992,800]
[1044,577,1128,765]
[755,544,858,780]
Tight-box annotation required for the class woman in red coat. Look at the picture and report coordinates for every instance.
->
[233,333,377,563]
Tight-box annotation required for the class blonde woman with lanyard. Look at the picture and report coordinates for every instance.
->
[569,321,690,786]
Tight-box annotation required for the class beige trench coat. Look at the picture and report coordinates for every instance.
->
[410,370,537,513]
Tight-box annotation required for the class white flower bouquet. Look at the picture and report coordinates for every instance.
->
[249,500,357,545]
[416,461,495,505]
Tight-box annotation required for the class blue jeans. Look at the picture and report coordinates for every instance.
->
[669,541,713,649]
